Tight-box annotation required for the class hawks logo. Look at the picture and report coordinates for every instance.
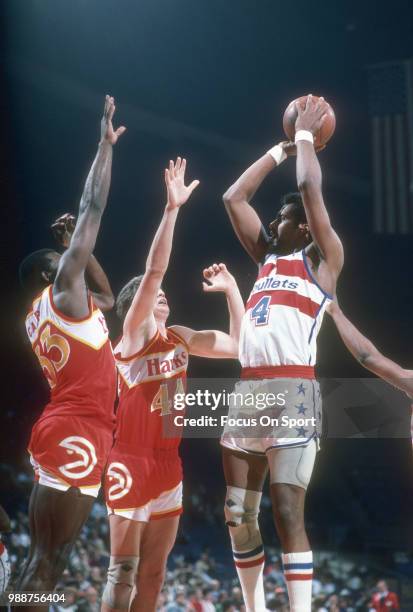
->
[58,436,98,479]
[107,462,133,501]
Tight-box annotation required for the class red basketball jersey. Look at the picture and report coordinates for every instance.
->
[25,286,116,429]
[114,328,189,452]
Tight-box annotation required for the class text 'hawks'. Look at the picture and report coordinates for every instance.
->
[146,350,188,377]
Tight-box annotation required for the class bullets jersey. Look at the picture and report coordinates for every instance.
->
[240,250,331,370]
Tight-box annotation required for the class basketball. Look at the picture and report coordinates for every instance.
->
[282,95,336,147]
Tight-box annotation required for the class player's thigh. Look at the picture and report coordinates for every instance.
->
[32,485,94,552]
[108,514,146,557]
[138,515,180,573]
[222,446,268,492]
[267,440,316,491]
[267,442,316,516]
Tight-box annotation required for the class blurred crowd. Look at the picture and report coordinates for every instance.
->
[5,498,403,611]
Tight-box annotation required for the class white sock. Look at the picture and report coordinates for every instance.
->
[282,550,313,612]
[231,532,266,611]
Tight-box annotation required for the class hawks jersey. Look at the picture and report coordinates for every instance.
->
[25,286,116,428]
[239,250,331,369]
[114,328,189,453]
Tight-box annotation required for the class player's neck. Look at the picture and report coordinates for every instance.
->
[270,244,302,257]
[156,320,168,338]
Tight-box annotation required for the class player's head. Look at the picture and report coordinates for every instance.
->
[116,275,170,323]
[377,580,388,593]
[268,192,311,254]
[19,249,61,296]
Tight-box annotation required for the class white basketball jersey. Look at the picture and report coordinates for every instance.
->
[239,250,331,368]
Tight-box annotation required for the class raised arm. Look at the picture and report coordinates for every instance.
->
[51,213,114,312]
[121,158,199,355]
[223,142,295,264]
[295,96,343,282]
[171,263,245,359]
[327,301,413,397]
[53,95,125,318]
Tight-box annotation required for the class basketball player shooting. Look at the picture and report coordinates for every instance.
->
[101,157,245,612]
[221,95,344,612]
[16,96,125,608]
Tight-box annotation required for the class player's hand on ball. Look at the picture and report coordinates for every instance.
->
[51,213,76,248]
[100,95,126,145]
[202,263,235,294]
[165,157,200,210]
[295,94,329,135]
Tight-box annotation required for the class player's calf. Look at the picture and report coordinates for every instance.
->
[102,555,139,612]
[130,561,166,611]
[224,486,266,612]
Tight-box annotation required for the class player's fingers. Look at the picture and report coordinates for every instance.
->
[174,157,181,176]
[218,263,227,271]
[115,126,127,137]
[203,268,211,279]
[305,94,312,111]
[202,281,213,292]
[180,158,186,176]
[169,160,174,176]
[212,263,220,272]
[164,168,171,186]
[108,99,116,123]
[188,179,200,195]
[104,94,110,117]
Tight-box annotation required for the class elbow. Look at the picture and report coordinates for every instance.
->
[98,293,115,312]
[223,186,242,209]
[358,351,372,367]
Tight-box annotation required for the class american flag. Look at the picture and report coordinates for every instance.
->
[368,59,413,234]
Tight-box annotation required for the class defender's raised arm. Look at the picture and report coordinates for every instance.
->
[327,301,413,397]
[53,96,125,318]
[171,263,245,359]
[51,213,114,312]
[121,157,199,354]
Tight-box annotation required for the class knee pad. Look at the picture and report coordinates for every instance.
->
[224,487,262,553]
[102,555,139,610]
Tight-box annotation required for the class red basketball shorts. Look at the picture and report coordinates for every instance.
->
[29,415,114,497]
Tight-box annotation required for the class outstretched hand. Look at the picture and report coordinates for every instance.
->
[295,94,329,135]
[51,213,76,248]
[100,95,126,145]
[165,157,200,210]
[202,263,236,294]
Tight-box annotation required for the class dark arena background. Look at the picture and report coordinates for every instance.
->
[1,1,413,610]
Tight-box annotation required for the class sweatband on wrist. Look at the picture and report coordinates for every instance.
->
[295,130,314,144]
[267,144,287,166]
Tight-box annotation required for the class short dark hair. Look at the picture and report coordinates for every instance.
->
[280,192,307,225]
[115,275,144,321]
[18,248,57,293]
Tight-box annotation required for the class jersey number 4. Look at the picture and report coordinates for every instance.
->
[250,296,271,326]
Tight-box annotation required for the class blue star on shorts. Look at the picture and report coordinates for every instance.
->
[297,383,306,396]
[295,427,308,437]
[295,403,307,415]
